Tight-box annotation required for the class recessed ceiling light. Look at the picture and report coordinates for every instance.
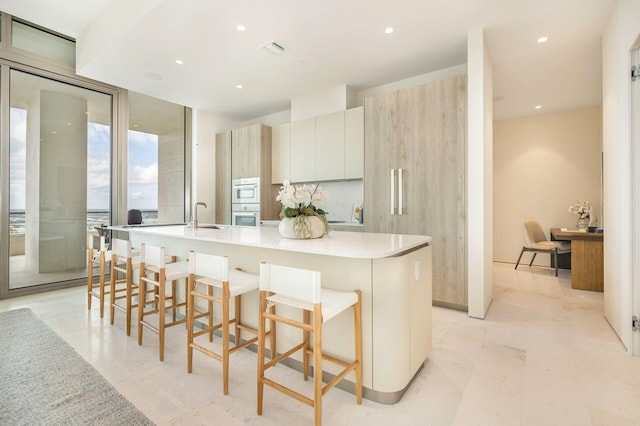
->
[66,122,72,126]
[237,24,246,31]
[385,27,394,34]
[132,124,139,128]
[236,84,243,89]
[535,105,542,109]
[51,130,57,134]
[537,36,548,43]
[175,59,184,65]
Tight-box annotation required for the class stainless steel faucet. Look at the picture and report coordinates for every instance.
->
[194,202,207,228]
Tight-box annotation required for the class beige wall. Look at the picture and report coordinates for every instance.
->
[494,105,602,265]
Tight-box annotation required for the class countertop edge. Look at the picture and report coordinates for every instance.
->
[109,225,432,259]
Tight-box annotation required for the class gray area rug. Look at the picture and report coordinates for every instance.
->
[0,308,154,426]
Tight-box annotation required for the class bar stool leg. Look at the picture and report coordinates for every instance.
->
[99,253,106,318]
[109,262,116,325]
[125,261,133,336]
[87,249,93,310]
[208,285,214,342]
[222,284,231,395]
[303,310,310,381]
[234,295,241,346]
[138,271,146,346]
[354,290,363,404]
[313,305,322,426]
[269,303,276,360]
[159,274,166,362]
[257,290,266,416]
[187,275,195,374]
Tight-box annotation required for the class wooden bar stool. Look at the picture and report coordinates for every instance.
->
[87,234,111,318]
[109,238,145,336]
[257,263,362,425]
[186,250,275,395]
[137,243,189,361]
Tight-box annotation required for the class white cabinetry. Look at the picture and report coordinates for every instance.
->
[345,106,364,179]
[271,123,290,184]
[290,118,315,183]
[315,111,345,181]
[288,107,364,183]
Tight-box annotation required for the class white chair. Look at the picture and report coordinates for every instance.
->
[257,263,362,426]
[186,251,275,395]
[515,220,571,276]
[137,243,189,361]
[109,238,145,336]
[87,234,111,318]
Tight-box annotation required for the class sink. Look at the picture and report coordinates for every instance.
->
[196,224,229,230]
[122,223,186,228]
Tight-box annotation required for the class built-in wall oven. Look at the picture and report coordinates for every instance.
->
[231,177,260,226]
[232,177,260,204]
[232,203,260,227]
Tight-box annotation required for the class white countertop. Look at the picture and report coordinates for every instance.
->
[110,224,430,259]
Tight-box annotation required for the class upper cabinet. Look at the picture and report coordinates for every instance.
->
[232,124,265,179]
[315,111,345,181]
[289,118,315,183]
[275,107,364,184]
[271,123,290,184]
[214,131,232,224]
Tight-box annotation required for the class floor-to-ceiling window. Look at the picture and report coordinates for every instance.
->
[127,91,186,225]
[0,13,190,298]
[8,70,112,289]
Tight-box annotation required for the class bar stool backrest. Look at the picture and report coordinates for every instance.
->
[188,251,229,281]
[88,234,107,252]
[259,263,321,304]
[140,243,165,268]
[112,238,132,258]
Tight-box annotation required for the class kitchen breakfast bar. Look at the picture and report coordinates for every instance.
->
[111,224,433,404]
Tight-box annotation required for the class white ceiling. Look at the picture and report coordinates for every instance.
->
[0,0,615,122]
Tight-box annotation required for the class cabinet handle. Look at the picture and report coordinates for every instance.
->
[390,168,395,215]
[398,168,403,216]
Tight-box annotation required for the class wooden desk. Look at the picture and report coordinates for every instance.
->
[550,228,603,292]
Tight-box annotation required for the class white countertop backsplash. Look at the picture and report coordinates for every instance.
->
[311,180,363,223]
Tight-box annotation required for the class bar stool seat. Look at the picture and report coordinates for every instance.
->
[186,251,275,395]
[257,263,362,425]
[87,235,111,319]
[137,243,189,361]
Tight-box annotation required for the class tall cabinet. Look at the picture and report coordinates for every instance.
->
[215,124,279,224]
[215,131,232,224]
[364,75,467,309]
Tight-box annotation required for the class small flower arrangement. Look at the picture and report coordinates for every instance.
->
[568,200,591,220]
[276,180,329,237]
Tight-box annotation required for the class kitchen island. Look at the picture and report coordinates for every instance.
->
[111,224,432,404]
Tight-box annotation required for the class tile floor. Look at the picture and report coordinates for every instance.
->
[1,263,639,425]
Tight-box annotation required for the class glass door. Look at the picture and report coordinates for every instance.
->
[8,69,112,289]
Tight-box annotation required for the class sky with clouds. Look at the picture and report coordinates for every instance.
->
[10,108,158,211]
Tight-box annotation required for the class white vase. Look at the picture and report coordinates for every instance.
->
[278,216,327,239]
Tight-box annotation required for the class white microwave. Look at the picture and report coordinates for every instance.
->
[232,177,260,204]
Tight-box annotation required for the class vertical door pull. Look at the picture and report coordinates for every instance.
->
[398,168,403,216]
[390,168,395,215]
